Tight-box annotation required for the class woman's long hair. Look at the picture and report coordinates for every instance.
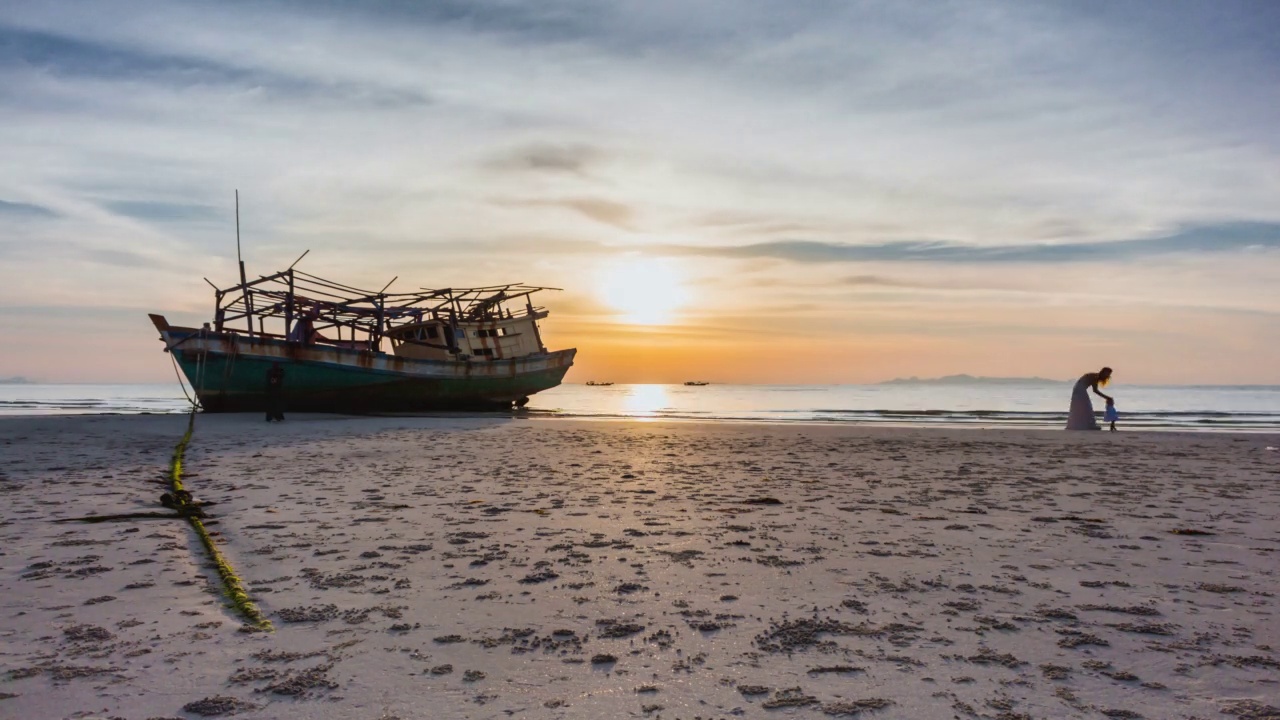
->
[1098,366,1113,387]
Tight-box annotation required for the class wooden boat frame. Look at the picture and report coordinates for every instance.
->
[151,265,575,412]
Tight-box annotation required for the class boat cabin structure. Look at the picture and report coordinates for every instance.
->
[205,267,555,361]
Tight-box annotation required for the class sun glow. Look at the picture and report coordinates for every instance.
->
[598,258,690,325]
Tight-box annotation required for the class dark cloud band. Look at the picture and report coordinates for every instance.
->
[666,222,1280,264]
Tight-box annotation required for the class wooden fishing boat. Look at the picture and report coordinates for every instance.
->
[150,264,575,413]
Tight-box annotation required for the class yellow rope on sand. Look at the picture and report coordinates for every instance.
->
[169,409,273,631]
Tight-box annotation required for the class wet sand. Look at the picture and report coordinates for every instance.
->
[1,414,1277,719]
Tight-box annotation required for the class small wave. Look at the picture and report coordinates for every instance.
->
[4,384,1278,431]
[526,407,1280,431]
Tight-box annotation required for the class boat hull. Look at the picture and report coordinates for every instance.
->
[159,326,575,413]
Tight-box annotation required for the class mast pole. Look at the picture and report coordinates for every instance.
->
[286,269,295,340]
[236,190,254,336]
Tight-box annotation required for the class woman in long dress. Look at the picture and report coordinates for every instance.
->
[1066,367,1113,430]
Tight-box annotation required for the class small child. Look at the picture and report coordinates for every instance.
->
[1104,398,1118,432]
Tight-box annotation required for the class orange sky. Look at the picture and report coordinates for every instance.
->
[1,247,1278,385]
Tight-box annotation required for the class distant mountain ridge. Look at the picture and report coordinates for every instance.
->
[0,376,33,384]
[879,374,1066,386]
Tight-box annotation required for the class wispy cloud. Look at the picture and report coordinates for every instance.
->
[103,200,221,223]
[841,275,918,288]
[0,198,58,217]
[662,222,1280,264]
[0,25,433,107]
[484,142,604,176]
[501,197,635,229]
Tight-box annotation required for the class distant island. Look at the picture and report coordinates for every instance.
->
[879,374,1066,386]
[0,376,33,384]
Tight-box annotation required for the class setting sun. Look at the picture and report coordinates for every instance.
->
[597,258,690,325]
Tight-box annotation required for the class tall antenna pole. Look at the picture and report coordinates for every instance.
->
[236,189,246,286]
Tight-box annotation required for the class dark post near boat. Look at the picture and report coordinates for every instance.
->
[372,275,396,351]
[526,296,546,352]
[284,250,309,341]
[447,304,461,356]
[202,278,225,333]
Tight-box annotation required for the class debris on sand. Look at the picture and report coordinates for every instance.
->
[1198,583,1244,594]
[760,687,818,709]
[182,695,258,716]
[1109,622,1178,636]
[519,569,560,584]
[755,617,884,653]
[657,549,704,565]
[62,624,114,643]
[260,664,339,696]
[597,619,646,639]
[821,698,893,716]
[276,605,338,623]
[1077,604,1160,616]
[1040,664,1072,680]
[1220,699,1280,719]
[1056,630,1110,649]
[1036,608,1078,621]
[807,665,864,675]
[964,648,1025,667]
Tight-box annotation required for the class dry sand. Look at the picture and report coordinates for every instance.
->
[1,414,1277,720]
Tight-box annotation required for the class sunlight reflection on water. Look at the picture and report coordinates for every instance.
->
[621,384,669,419]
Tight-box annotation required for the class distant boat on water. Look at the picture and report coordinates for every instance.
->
[585,381,614,386]
[684,381,710,386]
[150,263,575,413]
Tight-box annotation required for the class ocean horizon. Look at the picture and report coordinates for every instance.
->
[3,381,1278,432]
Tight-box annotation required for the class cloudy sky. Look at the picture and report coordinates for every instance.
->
[1,0,1278,384]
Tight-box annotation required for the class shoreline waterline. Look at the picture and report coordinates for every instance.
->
[1,411,1277,438]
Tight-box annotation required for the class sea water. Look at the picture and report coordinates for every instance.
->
[2,382,1278,431]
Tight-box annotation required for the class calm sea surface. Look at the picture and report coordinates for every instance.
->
[2,382,1278,432]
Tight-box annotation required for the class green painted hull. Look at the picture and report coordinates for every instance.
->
[167,332,574,413]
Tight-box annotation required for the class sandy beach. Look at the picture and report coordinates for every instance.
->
[1,414,1277,720]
